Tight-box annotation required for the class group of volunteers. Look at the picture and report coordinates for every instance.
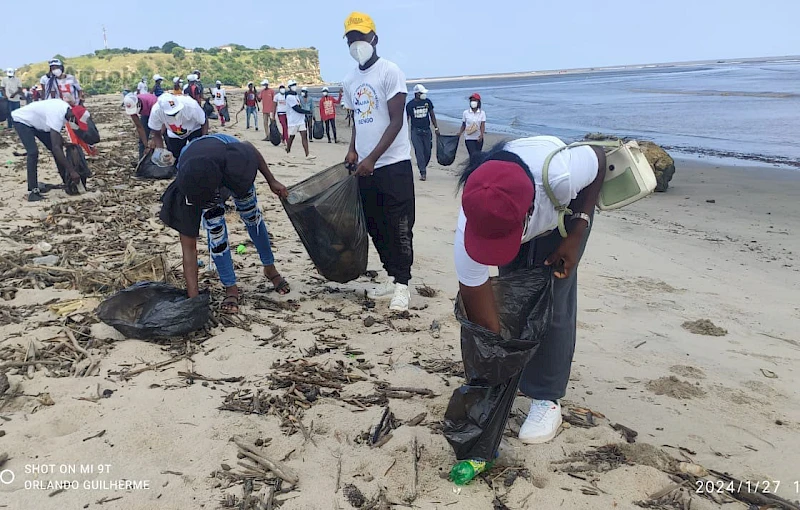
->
[6,11,610,476]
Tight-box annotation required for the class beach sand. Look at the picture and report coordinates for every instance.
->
[0,94,798,510]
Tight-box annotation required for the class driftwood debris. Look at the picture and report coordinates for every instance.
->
[233,437,299,486]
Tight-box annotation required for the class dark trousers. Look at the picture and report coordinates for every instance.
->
[14,122,65,191]
[498,219,593,401]
[7,100,20,128]
[138,115,151,160]
[165,129,203,164]
[358,159,415,285]
[324,119,337,142]
[465,139,484,157]
[410,128,432,176]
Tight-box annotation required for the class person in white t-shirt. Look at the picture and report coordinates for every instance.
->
[342,11,413,312]
[1,68,23,128]
[451,135,606,446]
[273,84,288,145]
[147,93,208,163]
[11,99,88,201]
[40,59,83,103]
[136,77,148,95]
[211,81,228,126]
[284,80,314,158]
[457,92,486,156]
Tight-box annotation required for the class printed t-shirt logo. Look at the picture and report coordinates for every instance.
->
[323,100,335,116]
[354,84,378,124]
[168,123,187,136]
[413,104,429,119]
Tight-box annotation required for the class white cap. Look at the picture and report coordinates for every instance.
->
[322,87,329,92]
[287,79,297,87]
[48,58,62,67]
[216,80,222,85]
[158,93,184,115]
[173,77,180,84]
[153,74,164,81]
[123,93,140,115]
[247,81,253,86]
[260,80,269,86]
[301,86,308,92]
[6,68,13,77]
[413,84,428,94]
[187,74,198,82]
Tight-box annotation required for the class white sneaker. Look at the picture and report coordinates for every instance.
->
[389,284,410,312]
[306,154,317,160]
[368,279,396,300]
[518,400,562,444]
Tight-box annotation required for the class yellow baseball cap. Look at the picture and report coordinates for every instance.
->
[344,12,376,36]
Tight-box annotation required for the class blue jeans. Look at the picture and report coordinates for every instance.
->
[246,106,258,129]
[201,185,274,288]
[7,101,20,128]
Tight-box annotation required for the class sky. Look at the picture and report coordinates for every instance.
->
[2,0,799,81]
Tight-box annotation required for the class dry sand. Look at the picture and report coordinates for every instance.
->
[0,93,798,510]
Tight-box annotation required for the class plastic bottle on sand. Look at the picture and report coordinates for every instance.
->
[450,459,492,485]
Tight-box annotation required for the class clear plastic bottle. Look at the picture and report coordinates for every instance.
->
[449,459,492,485]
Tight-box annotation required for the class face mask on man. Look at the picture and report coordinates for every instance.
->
[420,93,427,100]
[290,85,297,92]
[302,91,307,97]
[322,91,329,97]
[279,88,286,94]
[53,68,63,78]
[349,37,375,66]
[470,100,478,109]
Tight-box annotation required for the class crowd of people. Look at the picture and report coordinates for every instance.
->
[2,11,599,471]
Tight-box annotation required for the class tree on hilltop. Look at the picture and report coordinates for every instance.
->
[162,41,181,53]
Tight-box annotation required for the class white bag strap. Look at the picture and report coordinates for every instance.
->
[541,140,622,237]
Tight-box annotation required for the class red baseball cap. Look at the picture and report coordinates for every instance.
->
[462,160,534,266]
[469,93,481,100]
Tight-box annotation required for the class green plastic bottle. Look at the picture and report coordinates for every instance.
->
[450,459,493,485]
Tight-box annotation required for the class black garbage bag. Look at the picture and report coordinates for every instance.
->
[269,120,281,146]
[436,134,460,166]
[96,282,210,340]
[203,99,218,120]
[312,120,324,140]
[63,145,92,195]
[135,149,177,180]
[220,106,230,122]
[443,267,553,461]
[0,97,7,123]
[282,163,368,283]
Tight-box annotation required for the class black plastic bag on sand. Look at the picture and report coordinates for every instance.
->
[135,149,176,180]
[436,134,459,166]
[443,267,553,461]
[312,120,324,140]
[64,145,92,195]
[282,163,368,283]
[96,282,210,340]
[269,120,281,146]
[220,106,230,122]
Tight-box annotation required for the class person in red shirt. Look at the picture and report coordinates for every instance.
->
[184,74,203,105]
[240,82,259,130]
[258,80,275,140]
[318,86,342,143]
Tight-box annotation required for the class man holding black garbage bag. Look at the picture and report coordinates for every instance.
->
[342,11,414,312]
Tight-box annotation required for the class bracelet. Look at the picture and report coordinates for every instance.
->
[570,212,591,229]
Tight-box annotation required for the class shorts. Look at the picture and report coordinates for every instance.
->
[288,124,307,136]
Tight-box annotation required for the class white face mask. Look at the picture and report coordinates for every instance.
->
[53,69,63,78]
[420,93,427,100]
[279,88,286,94]
[290,85,297,92]
[349,38,375,66]
[470,100,478,109]
[322,91,328,96]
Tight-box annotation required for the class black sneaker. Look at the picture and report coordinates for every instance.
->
[28,189,44,202]
[255,127,259,131]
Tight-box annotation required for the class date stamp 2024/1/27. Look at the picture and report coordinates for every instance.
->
[696,479,800,496]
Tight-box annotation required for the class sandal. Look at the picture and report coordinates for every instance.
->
[220,295,240,314]
[266,272,290,295]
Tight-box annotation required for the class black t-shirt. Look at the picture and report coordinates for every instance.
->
[406,98,434,129]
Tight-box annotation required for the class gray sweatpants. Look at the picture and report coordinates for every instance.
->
[498,220,592,401]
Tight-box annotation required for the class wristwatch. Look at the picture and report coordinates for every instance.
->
[570,212,591,229]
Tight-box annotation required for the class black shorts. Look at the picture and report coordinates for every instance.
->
[159,181,232,238]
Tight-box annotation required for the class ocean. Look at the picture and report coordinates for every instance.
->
[418,60,800,168]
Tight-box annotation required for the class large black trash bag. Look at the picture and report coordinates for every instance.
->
[312,120,324,140]
[269,120,281,146]
[443,267,553,461]
[96,282,210,340]
[282,163,368,283]
[436,134,460,166]
[64,145,92,195]
[220,106,230,122]
[135,149,177,180]
[202,99,218,120]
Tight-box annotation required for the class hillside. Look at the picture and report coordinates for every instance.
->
[15,46,321,95]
